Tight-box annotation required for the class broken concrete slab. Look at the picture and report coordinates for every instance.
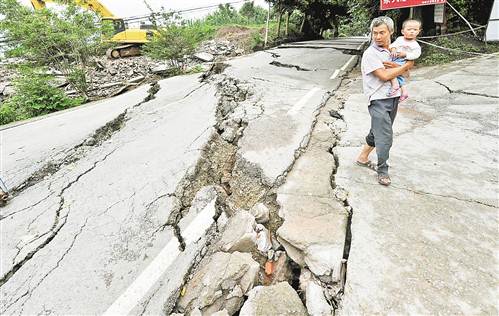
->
[337,56,498,315]
[300,269,333,316]
[239,282,308,316]
[275,109,349,281]
[177,251,259,315]
[194,52,215,63]
[224,47,357,185]
[217,210,257,253]
[277,213,347,279]
[1,83,152,190]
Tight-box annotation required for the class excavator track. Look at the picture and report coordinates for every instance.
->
[106,44,142,59]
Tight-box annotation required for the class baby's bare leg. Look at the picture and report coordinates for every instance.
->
[399,83,409,101]
[401,85,408,96]
[387,78,400,96]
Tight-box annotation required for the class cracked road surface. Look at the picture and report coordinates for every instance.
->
[1,42,360,314]
[1,85,152,191]
[337,55,498,314]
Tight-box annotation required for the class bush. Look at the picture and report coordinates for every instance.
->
[418,34,499,66]
[0,69,82,125]
[143,22,199,68]
[0,0,108,96]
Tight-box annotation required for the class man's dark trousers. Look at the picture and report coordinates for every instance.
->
[365,97,399,176]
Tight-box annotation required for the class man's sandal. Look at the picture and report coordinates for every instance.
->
[377,174,391,186]
[356,160,377,172]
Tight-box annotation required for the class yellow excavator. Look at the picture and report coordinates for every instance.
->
[30,0,156,58]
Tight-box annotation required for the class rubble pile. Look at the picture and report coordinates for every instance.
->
[79,56,169,99]
[0,37,249,103]
[196,40,244,59]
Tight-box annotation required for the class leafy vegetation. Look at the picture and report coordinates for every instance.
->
[0,0,106,124]
[418,34,499,66]
[143,2,302,64]
[0,0,110,96]
[0,68,83,125]
[143,13,199,69]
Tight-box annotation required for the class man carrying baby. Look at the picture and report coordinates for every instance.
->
[356,16,415,186]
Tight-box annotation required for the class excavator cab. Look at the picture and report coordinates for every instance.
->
[104,17,126,35]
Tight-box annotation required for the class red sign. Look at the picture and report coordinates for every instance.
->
[380,0,446,10]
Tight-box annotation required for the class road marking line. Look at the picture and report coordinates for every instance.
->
[330,56,357,80]
[287,87,321,115]
[329,69,340,79]
[341,56,357,72]
[103,200,216,316]
[103,240,181,316]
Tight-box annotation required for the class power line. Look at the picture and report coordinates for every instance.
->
[123,0,249,22]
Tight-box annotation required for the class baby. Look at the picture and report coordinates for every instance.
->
[388,19,422,101]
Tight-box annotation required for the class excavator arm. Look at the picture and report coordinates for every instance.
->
[30,0,115,18]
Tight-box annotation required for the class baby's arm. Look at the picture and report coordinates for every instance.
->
[389,37,404,59]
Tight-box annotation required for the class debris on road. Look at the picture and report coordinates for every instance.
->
[217,210,258,253]
[0,38,246,103]
[239,282,308,316]
[176,251,259,315]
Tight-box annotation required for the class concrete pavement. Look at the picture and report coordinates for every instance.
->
[0,40,365,314]
[0,74,219,315]
[337,55,499,314]
[0,84,152,190]
[4,37,494,315]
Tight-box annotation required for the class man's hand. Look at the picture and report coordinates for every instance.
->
[383,61,400,68]
[383,60,414,70]
[373,60,415,82]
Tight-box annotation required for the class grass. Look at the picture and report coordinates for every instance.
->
[418,33,499,66]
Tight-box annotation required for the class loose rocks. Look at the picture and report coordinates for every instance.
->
[177,251,259,315]
[239,282,308,316]
[197,40,241,57]
[300,268,333,316]
[249,203,270,224]
[217,210,258,253]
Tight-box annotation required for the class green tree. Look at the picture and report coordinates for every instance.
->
[205,4,242,25]
[143,11,200,70]
[239,1,268,24]
[0,0,108,96]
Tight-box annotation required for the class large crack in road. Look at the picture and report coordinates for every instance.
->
[1,44,366,315]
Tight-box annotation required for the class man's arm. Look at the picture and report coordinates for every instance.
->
[372,60,414,81]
